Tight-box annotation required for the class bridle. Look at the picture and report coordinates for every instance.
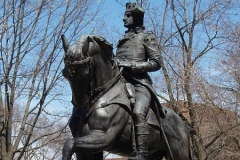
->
[65,55,94,109]
[65,40,121,109]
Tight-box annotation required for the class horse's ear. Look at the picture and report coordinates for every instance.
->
[79,36,90,57]
[61,35,69,53]
[87,36,93,42]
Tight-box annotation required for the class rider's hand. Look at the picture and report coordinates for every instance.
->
[118,60,132,68]
[131,62,146,72]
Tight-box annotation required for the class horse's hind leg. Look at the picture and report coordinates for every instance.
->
[163,134,189,160]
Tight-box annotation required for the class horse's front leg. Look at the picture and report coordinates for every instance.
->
[62,138,75,160]
[62,104,129,160]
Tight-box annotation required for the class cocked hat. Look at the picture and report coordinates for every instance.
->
[125,2,144,15]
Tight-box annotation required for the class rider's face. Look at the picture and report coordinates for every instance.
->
[123,12,134,28]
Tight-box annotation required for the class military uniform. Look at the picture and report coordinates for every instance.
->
[116,26,162,160]
[117,27,161,78]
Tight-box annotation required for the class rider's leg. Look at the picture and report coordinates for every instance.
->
[132,85,151,160]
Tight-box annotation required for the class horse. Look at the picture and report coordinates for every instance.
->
[61,34,191,160]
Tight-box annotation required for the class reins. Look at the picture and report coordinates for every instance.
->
[68,55,122,109]
[65,57,92,66]
[90,70,121,106]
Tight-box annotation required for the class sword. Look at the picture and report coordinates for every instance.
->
[155,104,175,160]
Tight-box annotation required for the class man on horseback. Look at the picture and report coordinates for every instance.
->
[116,2,165,160]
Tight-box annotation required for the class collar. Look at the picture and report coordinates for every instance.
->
[125,26,145,34]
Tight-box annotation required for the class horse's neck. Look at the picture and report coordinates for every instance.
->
[91,56,116,91]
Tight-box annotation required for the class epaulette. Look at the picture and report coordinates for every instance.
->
[144,31,156,42]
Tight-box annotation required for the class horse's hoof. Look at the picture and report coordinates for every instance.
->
[62,138,74,160]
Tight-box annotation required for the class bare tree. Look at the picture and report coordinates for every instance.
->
[217,25,240,123]
[139,0,240,159]
[0,0,104,159]
[168,0,240,159]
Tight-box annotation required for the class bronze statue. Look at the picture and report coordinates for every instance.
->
[61,2,190,160]
[116,3,165,160]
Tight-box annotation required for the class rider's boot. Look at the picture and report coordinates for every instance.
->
[135,123,149,160]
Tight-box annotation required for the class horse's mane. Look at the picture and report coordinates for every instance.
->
[87,35,119,74]
[77,35,113,58]
[89,35,112,49]
[89,35,114,59]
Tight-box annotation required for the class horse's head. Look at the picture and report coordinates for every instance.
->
[62,34,115,77]
[61,35,117,108]
[62,35,113,65]
[62,35,90,69]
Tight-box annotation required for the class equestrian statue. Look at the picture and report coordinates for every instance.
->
[61,2,191,160]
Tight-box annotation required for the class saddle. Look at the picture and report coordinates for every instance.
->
[86,78,180,140]
[125,82,180,140]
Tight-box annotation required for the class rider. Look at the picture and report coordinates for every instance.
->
[116,2,165,160]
